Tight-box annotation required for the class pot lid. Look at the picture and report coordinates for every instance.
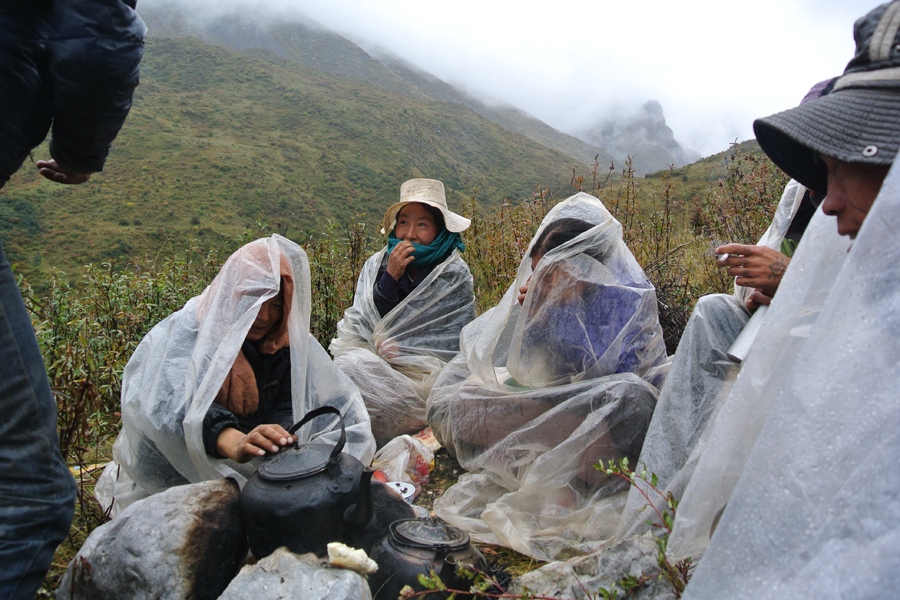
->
[390,518,470,550]
[257,442,338,481]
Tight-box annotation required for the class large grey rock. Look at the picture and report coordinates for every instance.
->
[219,547,373,600]
[58,478,247,600]
[510,533,675,600]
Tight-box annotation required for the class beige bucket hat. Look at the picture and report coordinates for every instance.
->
[380,178,471,235]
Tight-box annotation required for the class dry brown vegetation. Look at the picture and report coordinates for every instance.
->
[27,146,786,597]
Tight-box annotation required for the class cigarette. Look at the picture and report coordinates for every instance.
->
[717,253,729,261]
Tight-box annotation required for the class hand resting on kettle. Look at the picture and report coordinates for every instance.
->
[216,424,297,463]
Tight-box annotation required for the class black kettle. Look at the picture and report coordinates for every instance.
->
[368,518,487,599]
[240,406,375,558]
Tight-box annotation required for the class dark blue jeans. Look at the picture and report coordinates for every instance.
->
[0,242,76,600]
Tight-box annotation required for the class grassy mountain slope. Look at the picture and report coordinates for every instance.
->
[631,145,679,178]
[141,5,616,168]
[2,35,588,280]
[644,139,764,203]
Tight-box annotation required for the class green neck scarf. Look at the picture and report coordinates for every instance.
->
[387,228,465,269]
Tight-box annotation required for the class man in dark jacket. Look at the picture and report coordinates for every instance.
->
[0,0,145,187]
[0,2,144,598]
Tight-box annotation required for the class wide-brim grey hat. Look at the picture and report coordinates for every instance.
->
[381,178,471,235]
[754,1,900,195]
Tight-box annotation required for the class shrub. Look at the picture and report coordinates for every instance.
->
[30,148,789,593]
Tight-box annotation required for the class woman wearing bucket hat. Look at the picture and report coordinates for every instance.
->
[375,178,472,316]
[330,179,476,447]
[753,1,900,239]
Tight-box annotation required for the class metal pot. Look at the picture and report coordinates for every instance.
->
[240,406,375,558]
[368,518,487,599]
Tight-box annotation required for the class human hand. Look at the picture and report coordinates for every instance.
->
[716,244,790,297]
[36,160,91,185]
[517,275,532,305]
[216,424,296,463]
[375,338,400,361]
[386,241,416,280]
[746,289,773,312]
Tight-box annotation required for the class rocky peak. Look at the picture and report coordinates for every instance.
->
[580,100,701,176]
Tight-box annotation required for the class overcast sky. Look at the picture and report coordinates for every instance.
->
[150,0,887,157]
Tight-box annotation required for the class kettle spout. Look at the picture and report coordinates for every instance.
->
[344,468,376,530]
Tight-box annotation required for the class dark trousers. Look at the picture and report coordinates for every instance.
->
[0,242,76,600]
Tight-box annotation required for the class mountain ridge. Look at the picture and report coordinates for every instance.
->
[1,5,730,282]
[580,100,702,176]
[1,32,591,280]
[139,5,617,169]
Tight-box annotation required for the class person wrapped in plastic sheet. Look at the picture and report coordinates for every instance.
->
[426,192,670,561]
[330,179,476,447]
[95,235,376,515]
[615,177,819,540]
[616,79,833,542]
[664,4,898,577]
[678,159,900,600]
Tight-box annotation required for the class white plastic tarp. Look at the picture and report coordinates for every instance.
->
[681,153,900,599]
[329,249,475,446]
[664,202,851,558]
[99,235,375,512]
[617,179,810,539]
[734,178,805,305]
[427,192,670,561]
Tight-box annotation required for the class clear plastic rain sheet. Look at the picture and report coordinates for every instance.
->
[97,236,375,513]
[662,204,850,560]
[680,158,900,599]
[427,193,670,561]
[329,249,475,447]
[735,178,805,306]
[617,179,808,539]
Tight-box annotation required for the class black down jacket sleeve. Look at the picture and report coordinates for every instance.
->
[46,0,146,174]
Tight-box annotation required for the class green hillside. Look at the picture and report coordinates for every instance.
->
[1,35,590,280]
[645,139,764,203]
[142,8,617,168]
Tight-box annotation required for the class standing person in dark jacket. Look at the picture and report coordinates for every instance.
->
[0,0,145,188]
[0,2,144,598]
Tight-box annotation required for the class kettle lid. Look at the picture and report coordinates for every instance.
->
[390,518,470,550]
[257,406,347,481]
[257,443,337,481]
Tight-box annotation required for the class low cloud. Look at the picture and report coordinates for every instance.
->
[138,0,884,158]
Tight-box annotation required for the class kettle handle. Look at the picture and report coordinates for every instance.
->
[288,406,346,463]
